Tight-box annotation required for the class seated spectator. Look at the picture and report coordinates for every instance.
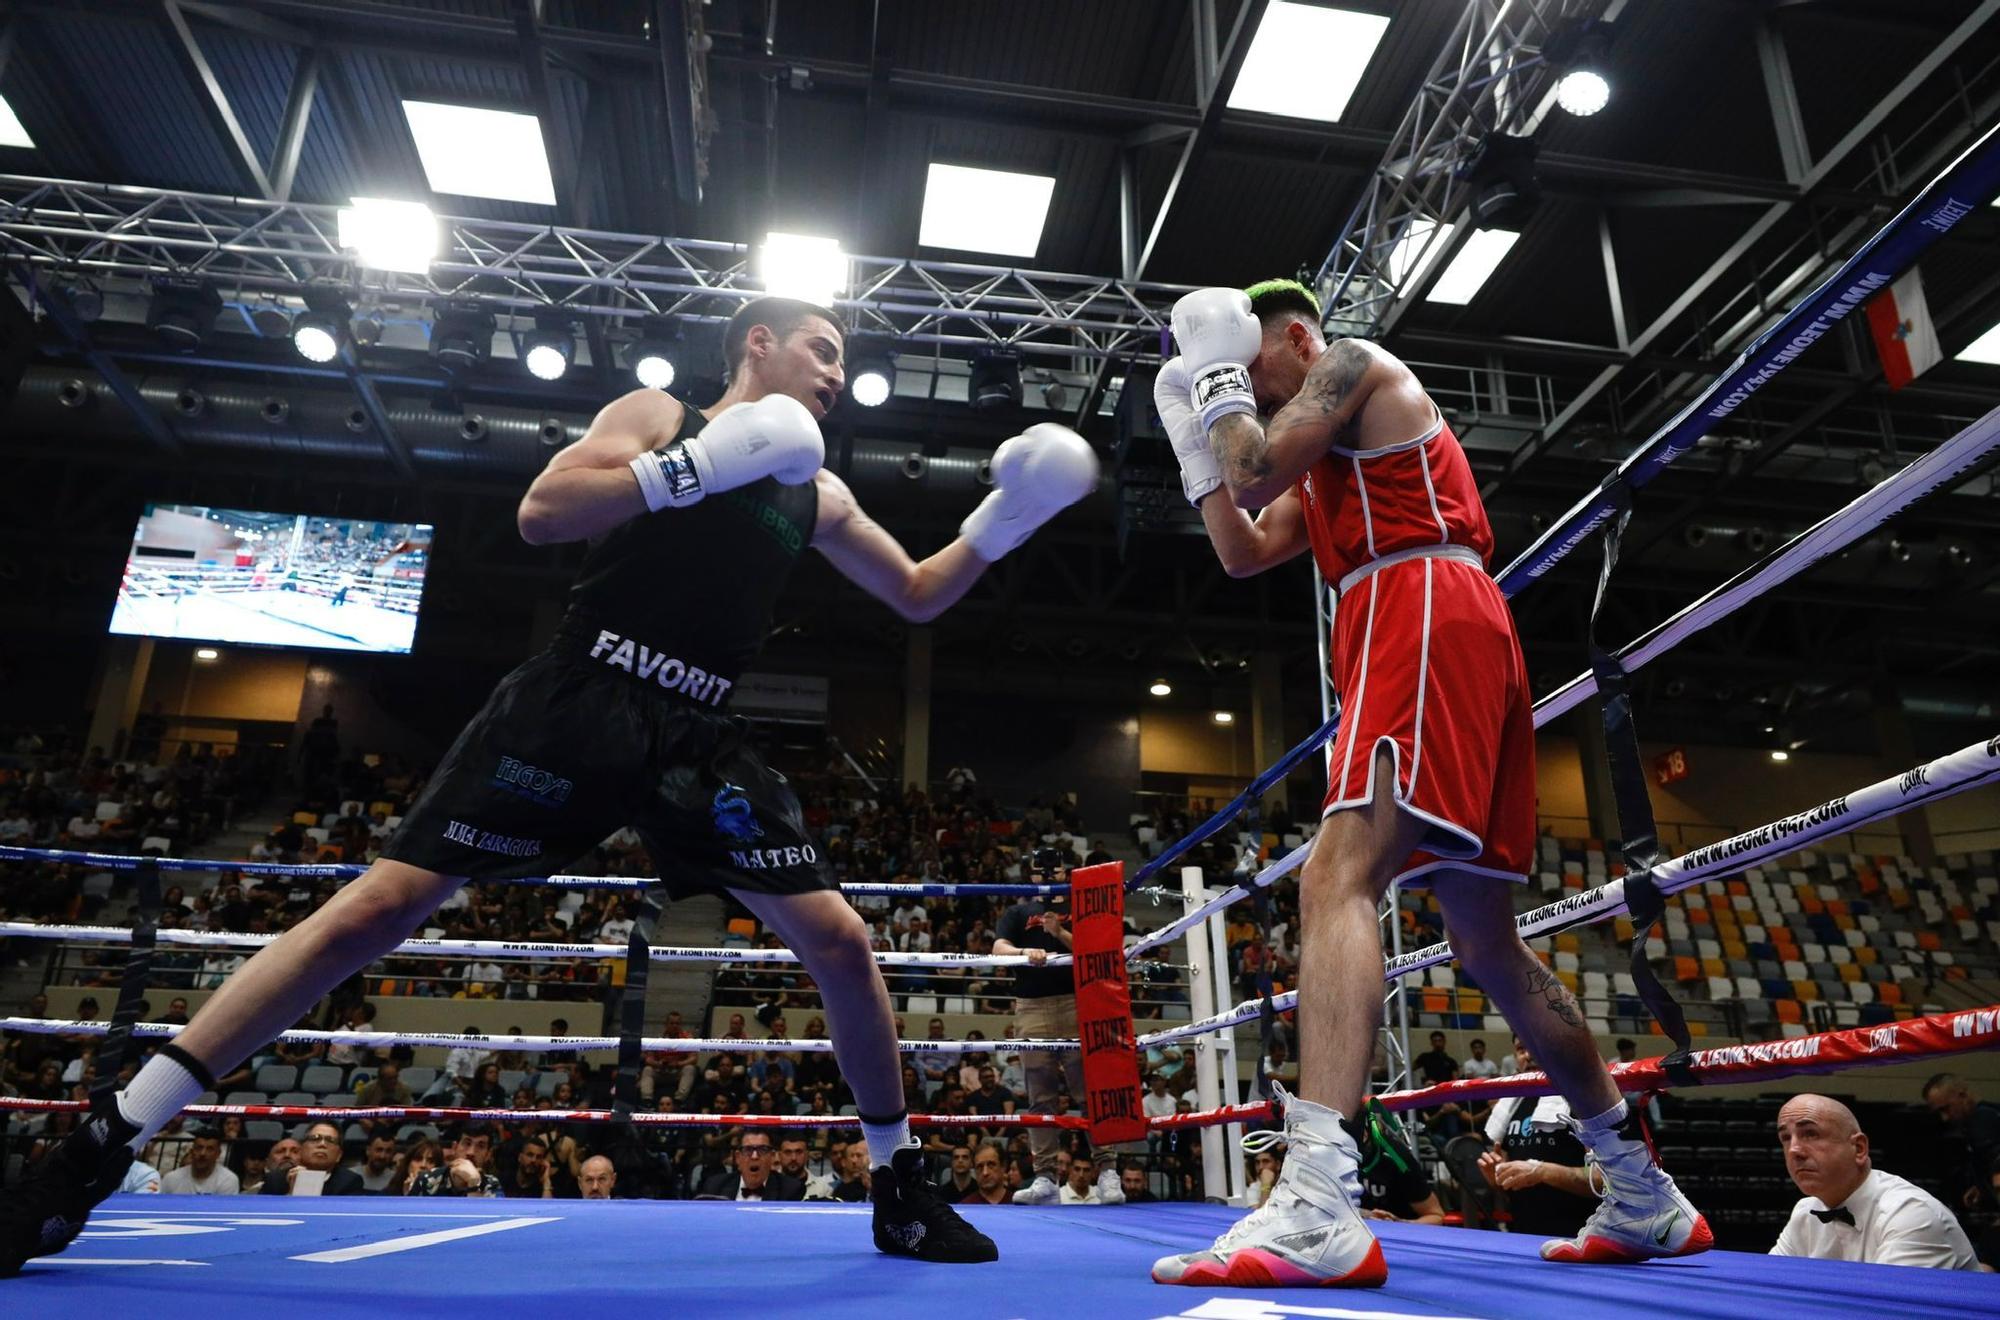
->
[1118,1161,1156,1204]
[160,1126,239,1195]
[358,1061,413,1108]
[394,1138,443,1195]
[578,1154,618,1200]
[832,1141,871,1203]
[1459,1038,1502,1080]
[1058,1154,1102,1205]
[1772,1093,1978,1269]
[1922,1073,2000,1213]
[697,1130,802,1201]
[935,1145,976,1201]
[503,1133,579,1199]
[957,1142,1011,1206]
[412,1124,502,1197]
[353,1132,401,1194]
[779,1132,835,1200]
[262,1122,364,1196]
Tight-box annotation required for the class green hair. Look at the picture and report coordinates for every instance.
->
[1243,278,1322,322]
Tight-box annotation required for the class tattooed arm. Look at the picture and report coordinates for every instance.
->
[1209,338,1383,509]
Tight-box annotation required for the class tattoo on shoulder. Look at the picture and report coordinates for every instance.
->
[1526,964,1584,1028]
[1303,340,1371,414]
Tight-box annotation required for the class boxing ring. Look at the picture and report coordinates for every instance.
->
[6,94,2000,1320]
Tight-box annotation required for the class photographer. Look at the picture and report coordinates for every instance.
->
[992,851,1125,1206]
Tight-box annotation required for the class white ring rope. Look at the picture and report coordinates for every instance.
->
[0,1017,1082,1055]
[1134,733,2000,1049]
[0,922,1060,969]
[1533,403,2000,727]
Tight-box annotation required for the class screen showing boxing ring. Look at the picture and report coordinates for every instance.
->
[108,504,434,653]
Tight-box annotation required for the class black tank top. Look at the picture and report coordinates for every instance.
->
[556,405,819,699]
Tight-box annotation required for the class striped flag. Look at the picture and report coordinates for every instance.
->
[1864,269,1942,389]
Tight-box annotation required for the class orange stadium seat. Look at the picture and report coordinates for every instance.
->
[1721,940,1747,960]
[1917,931,1943,951]
[1775,999,1803,1024]
[1701,957,1726,978]
[1855,946,1878,966]
[1422,988,1450,1014]
[1556,970,1580,992]
[1838,964,1862,983]
[1726,880,1749,897]
[1674,956,1700,982]
[1792,981,1818,1002]
[1688,908,1712,927]
[1877,983,1903,1006]
[1555,933,1581,954]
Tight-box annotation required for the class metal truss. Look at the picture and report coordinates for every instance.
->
[1313,0,1614,341]
[0,174,1202,367]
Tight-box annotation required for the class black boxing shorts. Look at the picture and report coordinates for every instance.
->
[384,646,836,902]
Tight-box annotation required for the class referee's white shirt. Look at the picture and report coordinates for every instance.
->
[1770,1168,1979,1269]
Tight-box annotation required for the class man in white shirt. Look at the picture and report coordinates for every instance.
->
[1770,1093,1978,1269]
[160,1129,239,1195]
[1459,1038,1503,1080]
[1142,1073,1178,1120]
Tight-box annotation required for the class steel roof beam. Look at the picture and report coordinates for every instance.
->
[159,1,274,199]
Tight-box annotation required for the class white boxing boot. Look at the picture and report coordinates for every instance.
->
[1152,1083,1387,1288]
[1011,1173,1059,1205]
[1541,1101,1713,1264]
[1094,1165,1126,1205]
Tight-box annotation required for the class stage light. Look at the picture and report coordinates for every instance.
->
[146,276,222,352]
[338,198,439,274]
[195,648,219,661]
[1149,680,1172,697]
[628,319,682,391]
[1556,70,1610,116]
[1769,749,1790,763]
[846,338,898,408]
[969,348,1022,412]
[429,299,496,373]
[292,287,352,365]
[1213,711,1234,725]
[522,309,573,382]
[758,232,846,307]
[1547,20,1614,117]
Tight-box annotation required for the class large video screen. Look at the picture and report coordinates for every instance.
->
[109,505,434,654]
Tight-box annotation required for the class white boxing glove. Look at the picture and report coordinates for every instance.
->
[629,393,824,511]
[1170,287,1261,431]
[961,422,1100,561]
[1153,357,1220,506]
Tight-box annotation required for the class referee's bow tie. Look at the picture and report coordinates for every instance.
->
[1810,1205,1855,1226]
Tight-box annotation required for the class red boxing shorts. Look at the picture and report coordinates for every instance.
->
[1322,545,1534,885]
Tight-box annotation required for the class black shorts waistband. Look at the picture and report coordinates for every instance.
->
[548,621,737,708]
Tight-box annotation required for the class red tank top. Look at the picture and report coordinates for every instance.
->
[1295,415,1495,587]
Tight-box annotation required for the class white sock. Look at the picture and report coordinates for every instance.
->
[115,1052,209,1152]
[861,1114,913,1169]
[1574,1097,1631,1135]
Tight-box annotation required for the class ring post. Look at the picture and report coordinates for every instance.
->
[1182,863,1233,1203]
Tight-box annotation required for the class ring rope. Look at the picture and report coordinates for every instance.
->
[0,845,1072,899]
[1134,734,2000,1049]
[1494,118,2000,595]
[1532,403,2000,728]
[0,1017,1083,1055]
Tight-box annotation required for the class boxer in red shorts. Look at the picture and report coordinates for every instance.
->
[1149,279,1706,1288]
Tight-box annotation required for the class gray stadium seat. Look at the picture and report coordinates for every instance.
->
[299,1064,346,1094]
[254,1064,298,1093]
[224,1091,269,1106]
[246,1120,285,1142]
[399,1067,439,1094]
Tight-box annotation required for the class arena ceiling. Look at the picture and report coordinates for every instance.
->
[0,0,1997,758]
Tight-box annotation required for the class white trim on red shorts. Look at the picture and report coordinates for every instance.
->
[1322,734,1483,863]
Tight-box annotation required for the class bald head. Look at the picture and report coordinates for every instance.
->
[578,1154,616,1200]
[1777,1094,1869,1207]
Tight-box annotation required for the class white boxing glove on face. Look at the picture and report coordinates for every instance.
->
[1170,287,1262,432]
[960,422,1100,561]
[629,393,825,511]
[1153,357,1220,506]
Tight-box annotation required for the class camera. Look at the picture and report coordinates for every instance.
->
[1030,847,1068,882]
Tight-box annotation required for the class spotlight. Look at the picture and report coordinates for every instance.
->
[522,308,574,382]
[54,275,104,323]
[968,348,1022,411]
[846,337,898,408]
[1546,19,1614,117]
[291,287,352,365]
[429,298,496,373]
[1460,134,1539,230]
[1555,70,1610,116]
[1769,749,1790,763]
[1212,711,1234,725]
[628,318,682,391]
[1148,680,1172,697]
[146,276,222,352]
[350,309,386,347]
[195,648,219,662]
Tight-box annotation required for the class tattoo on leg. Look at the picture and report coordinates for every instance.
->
[1526,965,1584,1028]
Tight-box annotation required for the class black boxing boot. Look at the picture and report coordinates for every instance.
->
[870,1142,999,1263]
[0,1103,140,1277]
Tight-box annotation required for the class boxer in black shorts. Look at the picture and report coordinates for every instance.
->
[2,296,1099,1275]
